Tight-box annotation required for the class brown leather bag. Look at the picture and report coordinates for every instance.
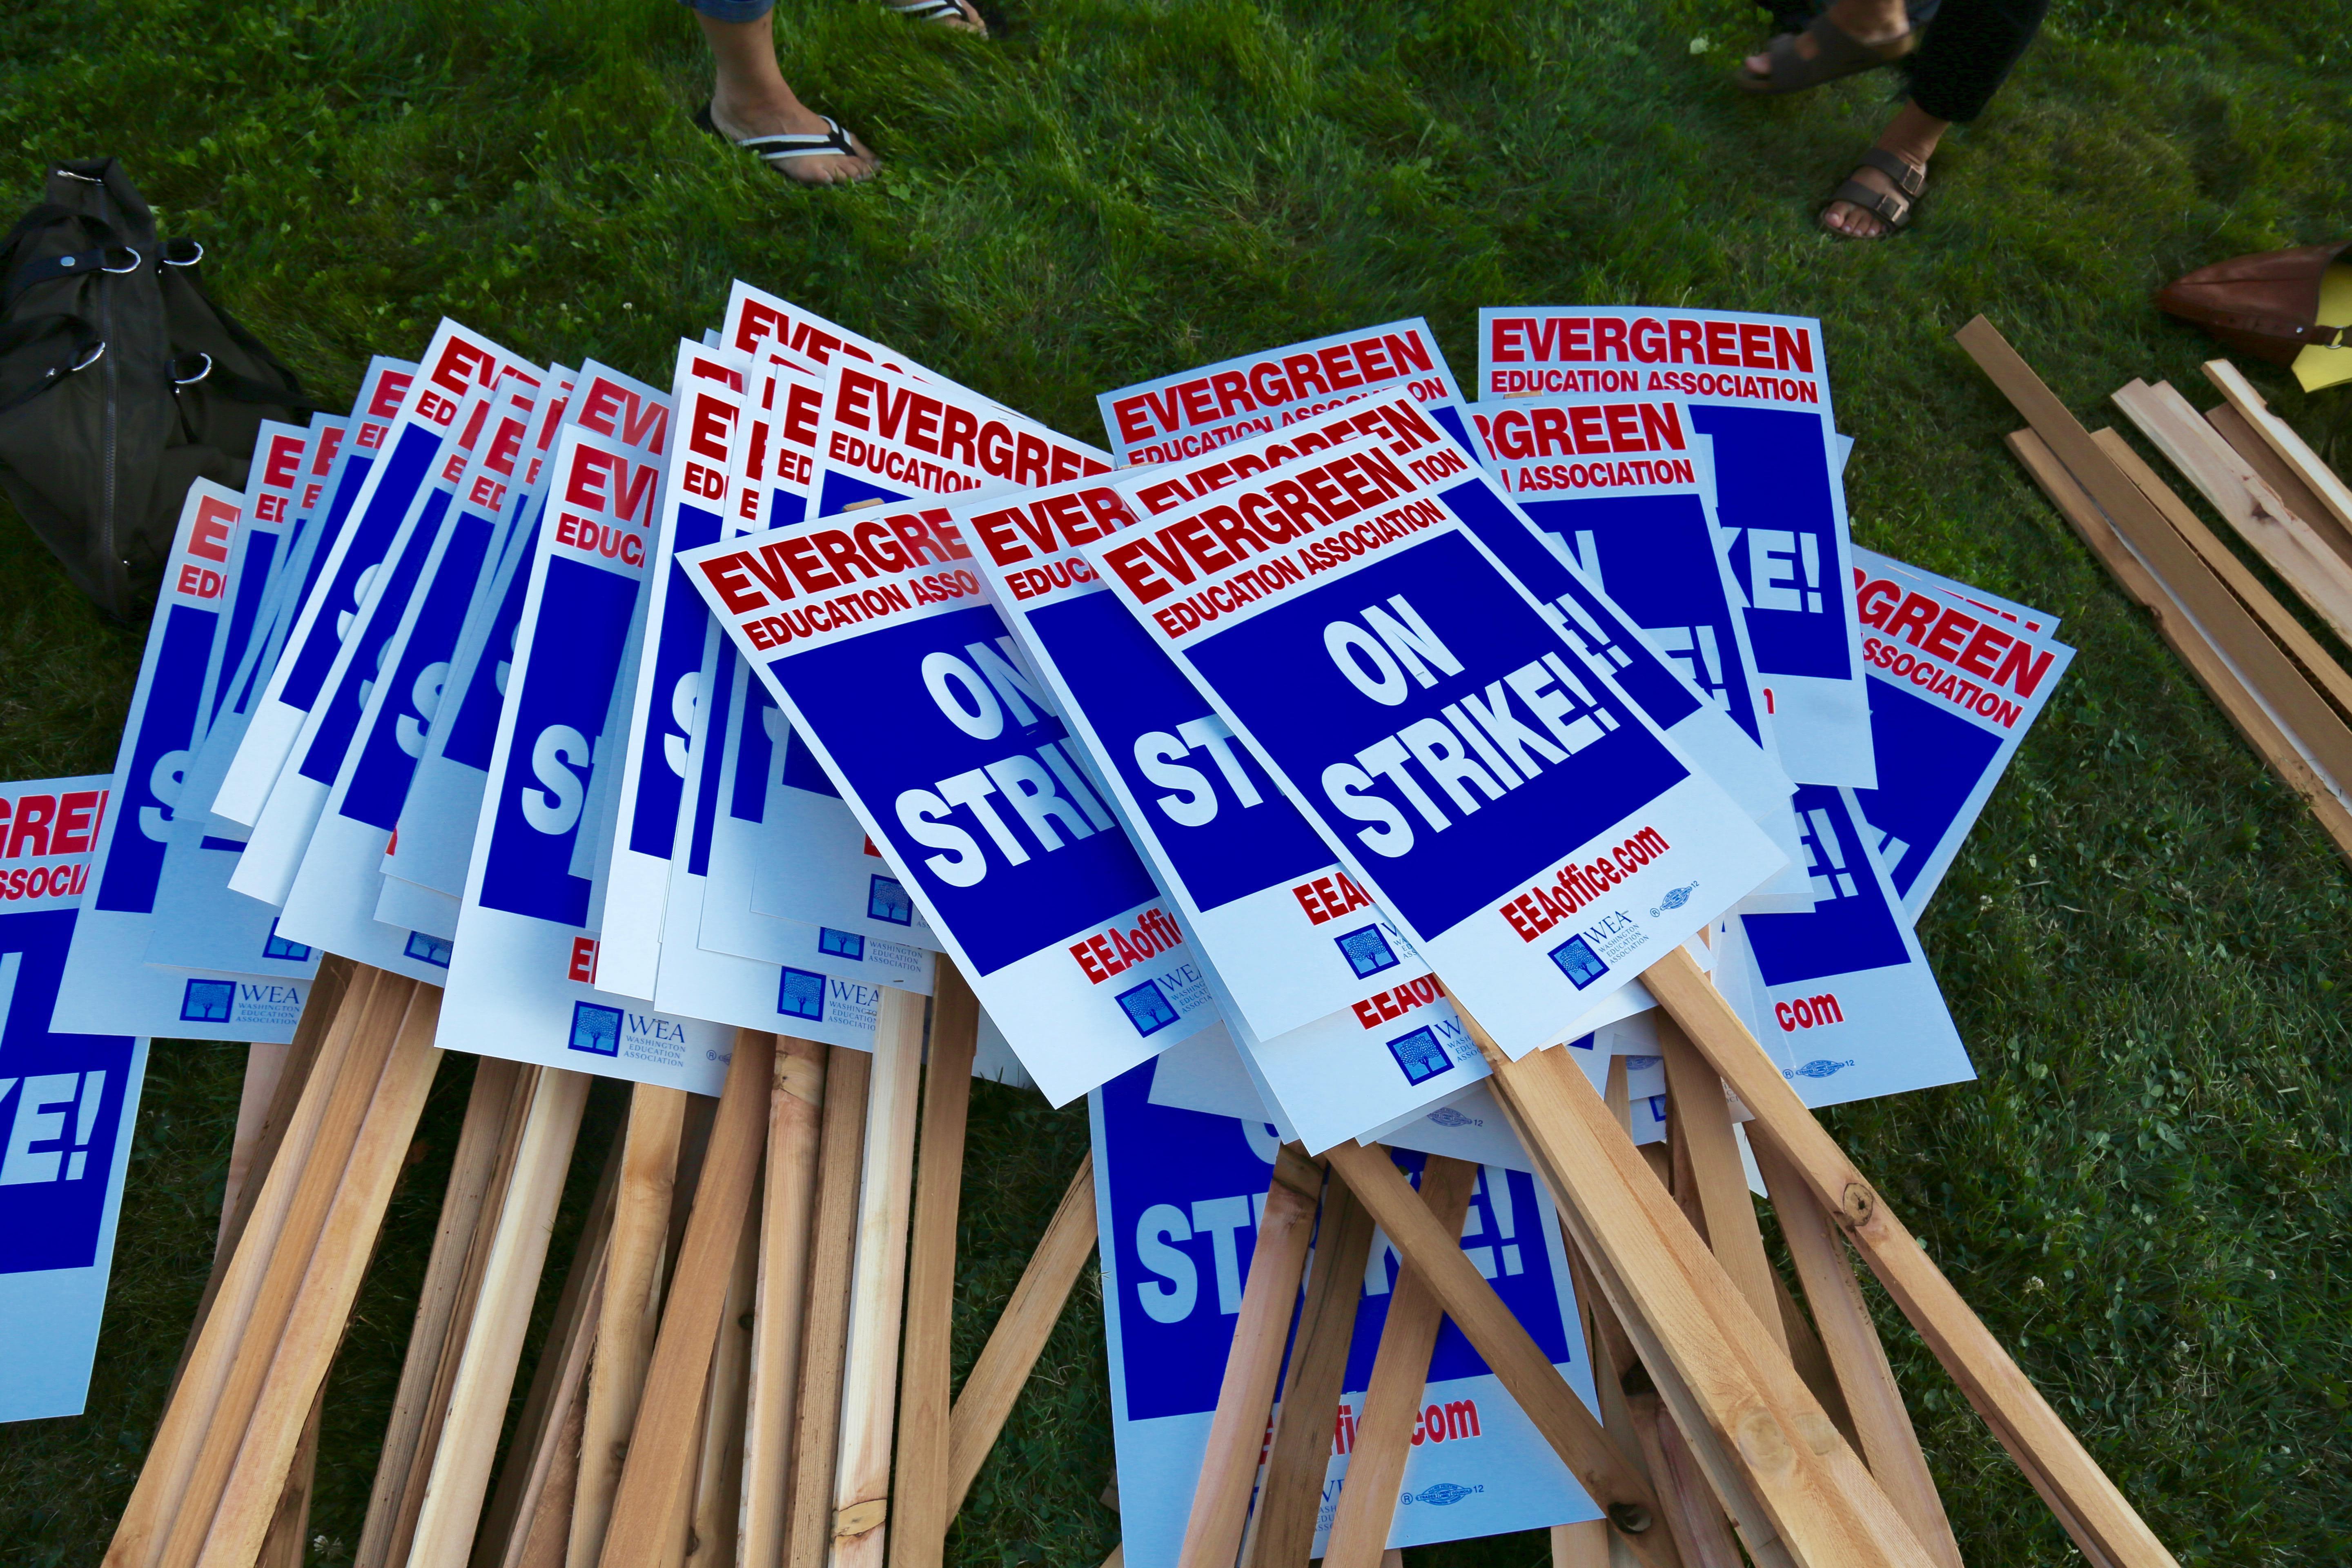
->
[2155,241,2352,366]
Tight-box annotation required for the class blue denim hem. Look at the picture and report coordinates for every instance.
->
[681,0,774,22]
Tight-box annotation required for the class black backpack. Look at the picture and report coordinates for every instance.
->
[0,158,313,619]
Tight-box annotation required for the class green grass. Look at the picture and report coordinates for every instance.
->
[2,0,2349,1561]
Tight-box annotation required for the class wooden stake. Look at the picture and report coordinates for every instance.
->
[597,1032,775,1568]
[2203,400,2352,566]
[1552,1521,1612,1568]
[2006,426,2352,860]
[1655,1020,1784,1357]
[831,993,927,1568]
[504,1340,595,1568]
[357,1056,528,1568]
[2113,378,2352,648]
[1319,1154,1480,1568]
[1644,940,2177,1568]
[1325,1142,1679,1568]
[2203,357,2352,542]
[572,1083,691,1568]
[1481,1035,1939,1568]
[255,1387,324,1568]
[119,967,409,1568]
[1751,1140,1962,1568]
[220,1042,291,1256]
[192,980,445,1568]
[2091,426,2352,717]
[1174,1145,1324,1568]
[403,1065,594,1568]
[690,1193,762,1568]
[886,964,980,1568]
[477,1123,626,1566]
[944,1154,1098,1513]
[783,1045,871,1568]
[740,1035,828,1568]
[1243,1167,1378,1568]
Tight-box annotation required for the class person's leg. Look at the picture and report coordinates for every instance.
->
[1820,0,2050,237]
[697,2,878,186]
[1744,0,1907,80]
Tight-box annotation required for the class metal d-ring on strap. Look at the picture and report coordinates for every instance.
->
[173,352,214,387]
[163,238,204,267]
[101,245,140,274]
[71,338,107,374]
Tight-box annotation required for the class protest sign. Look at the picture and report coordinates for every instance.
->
[679,488,1226,1107]
[806,355,1105,517]
[53,483,311,1041]
[593,344,752,1000]
[439,422,733,1094]
[1478,307,1874,786]
[231,337,538,906]
[197,420,308,739]
[212,345,444,824]
[1849,550,2073,920]
[0,774,147,1424]
[274,382,551,980]
[144,408,360,978]
[1077,432,1786,1056]
[1115,390,1801,896]
[1719,785,1973,1109]
[385,360,659,934]
[1091,1064,1601,1568]
[1096,319,1466,468]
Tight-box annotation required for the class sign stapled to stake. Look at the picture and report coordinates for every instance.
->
[55,481,312,1041]
[1077,426,1786,1056]
[1848,549,2072,921]
[1479,306,1874,787]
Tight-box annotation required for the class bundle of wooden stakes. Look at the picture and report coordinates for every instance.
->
[1162,939,2177,1568]
[1960,315,2352,860]
[102,953,1102,1568]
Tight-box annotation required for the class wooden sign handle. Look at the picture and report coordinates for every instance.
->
[1318,1153,1479,1568]
[1644,938,2176,1568]
[1173,1145,1324,1568]
[782,1044,872,1568]
[741,1033,829,1568]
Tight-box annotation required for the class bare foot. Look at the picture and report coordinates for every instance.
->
[1745,0,1907,79]
[1820,102,1946,238]
[711,92,879,187]
[1819,156,1921,238]
[888,0,988,35]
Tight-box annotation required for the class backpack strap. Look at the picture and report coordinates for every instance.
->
[0,313,105,416]
[4,243,141,310]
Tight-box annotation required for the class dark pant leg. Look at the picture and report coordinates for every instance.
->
[1907,0,2051,123]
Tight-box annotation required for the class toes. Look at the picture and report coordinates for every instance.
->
[1743,51,1772,78]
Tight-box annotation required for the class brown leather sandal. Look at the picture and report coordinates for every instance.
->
[1738,12,1918,94]
[1820,148,1927,238]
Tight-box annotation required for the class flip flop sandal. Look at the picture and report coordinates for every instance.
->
[1820,149,1926,238]
[1737,11,1917,94]
[878,0,988,33]
[695,102,874,181]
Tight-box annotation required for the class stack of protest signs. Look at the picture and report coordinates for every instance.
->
[52,286,2181,1568]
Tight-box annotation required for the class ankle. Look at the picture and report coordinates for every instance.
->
[1825,0,1907,37]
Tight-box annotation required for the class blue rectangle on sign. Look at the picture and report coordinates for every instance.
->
[179,979,236,1023]
[1334,924,1399,979]
[1546,935,1608,989]
[778,967,826,1021]
[1115,979,1179,1037]
[818,927,864,962]
[404,931,453,968]
[866,875,913,927]
[1385,1025,1454,1085]
[568,1001,622,1056]
[263,921,311,961]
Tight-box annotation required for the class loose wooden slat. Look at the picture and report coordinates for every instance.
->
[690,1197,762,1568]
[831,994,928,1568]
[1483,1037,1940,1568]
[1320,1154,1480,1568]
[1323,1141,1681,1568]
[2204,358,2352,542]
[137,968,413,1568]
[887,964,982,1568]
[2204,401,2352,566]
[506,1340,595,1568]
[2113,378,2352,648]
[477,1125,626,1568]
[1552,1521,1612,1568]
[1243,1165,1379,1568]
[2005,426,2352,862]
[597,1032,775,1568]
[783,1045,872,1568]
[1643,942,2177,1568]
[1959,316,2352,792]
[740,1035,828,1568]
[404,1066,595,1568]
[1752,1139,1961,1568]
[1174,1146,1324,1568]
[944,1154,1098,1513]
[1622,1372,1742,1568]
[571,1083,691,1568]
[2089,426,2352,717]
[358,1056,528,1568]
[1656,1020,1784,1356]
[192,982,445,1568]
[254,1388,324,1568]
[219,1042,291,1256]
